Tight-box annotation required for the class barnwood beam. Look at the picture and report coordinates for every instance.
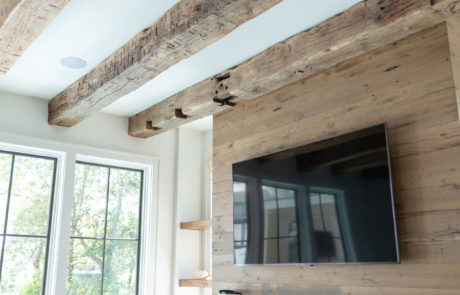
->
[0,1,20,28]
[129,0,460,138]
[48,0,282,127]
[0,0,69,76]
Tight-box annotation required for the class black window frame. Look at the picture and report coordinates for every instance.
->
[0,150,58,295]
[68,161,144,295]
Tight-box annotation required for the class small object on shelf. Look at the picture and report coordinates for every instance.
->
[219,290,242,294]
[179,279,212,288]
[180,219,212,230]
[194,270,210,279]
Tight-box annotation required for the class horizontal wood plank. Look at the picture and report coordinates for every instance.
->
[212,263,460,289]
[212,283,460,295]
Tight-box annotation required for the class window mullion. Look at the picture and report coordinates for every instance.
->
[135,171,144,295]
[42,159,58,295]
[50,151,75,295]
[100,168,111,295]
[0,154,15,280]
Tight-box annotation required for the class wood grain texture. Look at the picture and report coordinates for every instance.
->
[179,279,212,288]
[48,0,282,127]
[212,283,460,295]
[0,0,20,28]
[129,0,460,138]
[180,219,212,230]
[0,0,69,76]
[212,23,460,294]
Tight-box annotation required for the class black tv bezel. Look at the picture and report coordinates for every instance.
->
[231,123,400,266]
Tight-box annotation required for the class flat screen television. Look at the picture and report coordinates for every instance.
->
[232,124,399,265]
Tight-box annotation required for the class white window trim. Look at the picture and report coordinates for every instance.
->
[0,132,159,295]
[75,154,158,295]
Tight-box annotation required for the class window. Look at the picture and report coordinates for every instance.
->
[0,140,156,294]
[66,162,143,295]
[0,151,57,294]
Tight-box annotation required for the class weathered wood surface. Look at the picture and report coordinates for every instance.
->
[0,0,20,28]
[48,0,282,127]
[129,0,460,138]
[212,282,460,295]
[0,0,69,76]
[211,23,460,294]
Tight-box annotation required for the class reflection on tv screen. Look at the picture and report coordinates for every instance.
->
[232,124,399,265]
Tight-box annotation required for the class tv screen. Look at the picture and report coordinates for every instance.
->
[232,124,399,265]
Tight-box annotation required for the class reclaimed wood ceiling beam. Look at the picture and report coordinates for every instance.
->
[48,0,282,127]
[0,0,69,76]
[129,0,460,138]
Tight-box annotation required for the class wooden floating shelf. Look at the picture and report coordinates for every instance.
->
[179,279,212,288]
[180,219,212,230]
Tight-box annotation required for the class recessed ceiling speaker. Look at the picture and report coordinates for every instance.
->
[60,57,87,69]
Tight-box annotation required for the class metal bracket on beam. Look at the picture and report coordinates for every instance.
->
[213,96,237,107]
[175,108,188,119]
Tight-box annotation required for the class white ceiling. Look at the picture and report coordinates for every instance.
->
[0,0,362,121]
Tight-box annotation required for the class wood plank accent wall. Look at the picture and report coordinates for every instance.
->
[212,22,460,294]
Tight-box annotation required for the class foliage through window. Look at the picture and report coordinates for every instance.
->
[66,162,143,295]
[0,151,57,294]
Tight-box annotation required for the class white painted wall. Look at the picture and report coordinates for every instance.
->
[172,128,212,295]
[202,130,212,295]
[0,91,179,295]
